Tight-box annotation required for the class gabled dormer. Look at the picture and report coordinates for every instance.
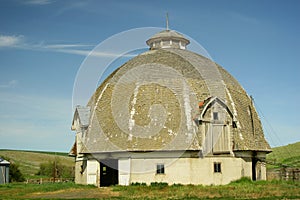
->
[71,106,91,132]
[197,97,237,155]
[198,96,237,127]
[70,106,90,157]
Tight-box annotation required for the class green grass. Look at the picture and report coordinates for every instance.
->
[0,179,299,199]
[0,150,74,179]
[1,143,299,199]
[267,142,300,168]
[113,179,300,199]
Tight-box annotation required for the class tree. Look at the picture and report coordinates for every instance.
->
[9,162,25,182]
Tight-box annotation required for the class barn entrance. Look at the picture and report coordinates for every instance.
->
[252,157,258,181]
[100,159,118,187]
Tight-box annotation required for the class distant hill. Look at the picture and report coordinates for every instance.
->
[267,142,300,168]
[0,150,74,178]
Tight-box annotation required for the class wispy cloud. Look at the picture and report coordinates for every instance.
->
[229,12,259,25]
[45,46,138,57]
[45,44,94,49]
[53,1,89,16]
[0,35,24,47]
[0,34,137,58]
[24,0,54,5]
[0,80,18,88]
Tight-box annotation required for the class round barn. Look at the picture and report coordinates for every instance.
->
[69,28,271,186]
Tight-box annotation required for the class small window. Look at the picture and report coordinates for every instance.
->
[80,160,87,174]
[213,112,219,120]
[156,164,165,174]
[80,165,84,174]
[232,121,237,128]
[214,162,221,173]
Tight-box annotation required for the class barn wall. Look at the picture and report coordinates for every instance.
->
[75,159,99,186]
[256,161,266,180]
[75,151,267,186]
[260,162,267,180]
[75,160,87,184]
[235,151,268,181]
[129,157,253,185]
[119,158,131,186]
[86,160,100,185]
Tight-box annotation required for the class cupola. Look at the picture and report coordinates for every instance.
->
[146,15,190,50]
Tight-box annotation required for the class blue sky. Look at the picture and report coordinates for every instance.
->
[0,0,299,152]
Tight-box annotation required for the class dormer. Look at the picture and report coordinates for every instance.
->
[71,106,91,132]
[198,96,237,127]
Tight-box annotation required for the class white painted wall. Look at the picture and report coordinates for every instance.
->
[75,159,100,186]
[75,151,267,186]
[119,158,131,186]
[129,157,253,185]
[86,160,99,185]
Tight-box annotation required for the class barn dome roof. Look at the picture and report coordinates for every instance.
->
[82,30,271,154]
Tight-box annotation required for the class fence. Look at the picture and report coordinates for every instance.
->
[267,168,300,181]
[25,178,74,184]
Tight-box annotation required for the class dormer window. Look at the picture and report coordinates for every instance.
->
[213,112,219,120]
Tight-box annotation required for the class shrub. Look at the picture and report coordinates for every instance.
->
[36,159,74,178]
[229,177,253,184]
[9,162,25,182]
[150,182,168,187]
[172,183,183,187]
[130,182,147,186]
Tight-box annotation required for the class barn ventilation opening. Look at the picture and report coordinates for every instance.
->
[100,159,118,187]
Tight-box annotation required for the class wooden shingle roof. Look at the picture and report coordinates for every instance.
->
[81,48,271,154]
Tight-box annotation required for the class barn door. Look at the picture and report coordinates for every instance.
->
[100,159,118,187]
[212,124,230,154]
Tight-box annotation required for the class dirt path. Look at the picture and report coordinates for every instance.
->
[25,187,119,199]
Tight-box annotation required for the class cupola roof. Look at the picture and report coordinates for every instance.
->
[146,30,190,50]
[146,14,190,50]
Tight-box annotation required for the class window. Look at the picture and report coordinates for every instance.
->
[214,162,221,173]
[80,160,87,174]
[156,164,165,174]
[232,121,237,128]
[213,112,219,120]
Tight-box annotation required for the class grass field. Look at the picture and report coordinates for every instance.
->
[267,142,300,168]
[0,143,299,199]
[0,179,299,199]
[0,150,74,178]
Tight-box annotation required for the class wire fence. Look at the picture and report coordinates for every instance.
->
[25,178,74,184]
